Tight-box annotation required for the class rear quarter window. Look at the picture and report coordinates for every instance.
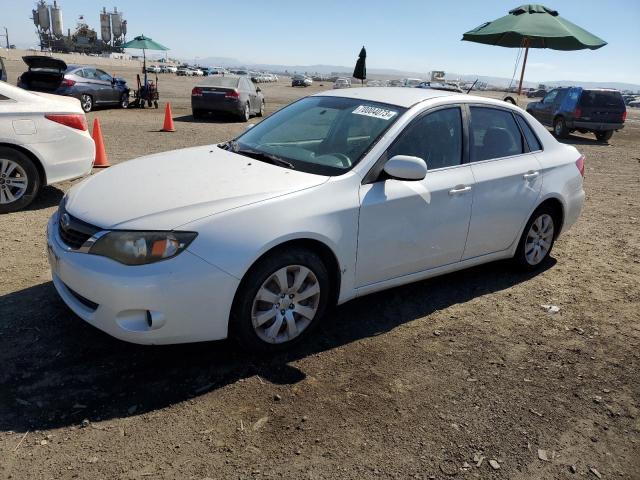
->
[580,91,625,109]
[515,115,542,152]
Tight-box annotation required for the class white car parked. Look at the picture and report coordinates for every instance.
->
[47,88,585,351]
[0,81,94,213]
[333,78,351,89]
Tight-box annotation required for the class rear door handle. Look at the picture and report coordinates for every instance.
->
[523,171,540,179]
[449,185,472,195]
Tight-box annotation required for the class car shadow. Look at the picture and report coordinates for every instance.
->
[173,114,241,124]
[556,133,609,146]
[25,185,64,211]
[0,257,555,433]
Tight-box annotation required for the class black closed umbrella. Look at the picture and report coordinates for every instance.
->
[353,46,367,85]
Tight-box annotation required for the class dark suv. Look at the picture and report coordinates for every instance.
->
[526,87,626,142]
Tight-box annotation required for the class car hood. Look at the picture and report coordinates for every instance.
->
[65,145,329,230]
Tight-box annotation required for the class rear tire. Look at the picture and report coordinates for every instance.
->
[553,117,569,138]
[80,94,93,113]
[0,147,41,214]
[230,248,330,353]
[595,130,613,142]
[513,205,558,271]
[241,102,251,122]
[257,100,265,117]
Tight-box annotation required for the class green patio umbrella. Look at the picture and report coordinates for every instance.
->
[462,4,606,95]
[353,46,367,86]
[121,34,169,85]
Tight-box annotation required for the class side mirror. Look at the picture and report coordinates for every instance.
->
[383,155,427,181]
[256,87,261,92]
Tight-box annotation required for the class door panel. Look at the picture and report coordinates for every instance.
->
[463,154,542,259]
[356,166,474,287]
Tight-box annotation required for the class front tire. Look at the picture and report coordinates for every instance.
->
[257,100,265,117]
[595,130,613,142]
[230,248,330,352]
[120,92,129,109]
[514,206,557,271]
[80,94,93,113]
[0,147,41,214]
[553,117,569,138]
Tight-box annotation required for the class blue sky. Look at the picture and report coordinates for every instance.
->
[3,0,639,83]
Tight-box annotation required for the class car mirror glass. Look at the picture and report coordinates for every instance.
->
[383,155,428,181]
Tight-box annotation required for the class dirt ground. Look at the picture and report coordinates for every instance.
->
[1,60,639,480]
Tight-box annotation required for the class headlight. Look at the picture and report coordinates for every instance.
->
[88,231,197,265]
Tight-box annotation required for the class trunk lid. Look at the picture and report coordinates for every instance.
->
[22,55,67,72]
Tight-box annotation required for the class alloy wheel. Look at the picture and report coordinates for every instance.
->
[251,265,321,344]
[81,94,92,112]
[0,158,28,205]
[524,213,554,265]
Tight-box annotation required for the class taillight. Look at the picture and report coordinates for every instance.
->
[61,78,76,87]
[573,106,582,118]
[622,110,627,122]
[575,154,585,178]
[191,87,203,96]
[45,114,88,131]
[225,89,240,99]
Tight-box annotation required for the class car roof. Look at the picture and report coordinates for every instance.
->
[314,87,457,108]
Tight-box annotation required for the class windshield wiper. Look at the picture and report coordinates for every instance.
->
[233,148,295,170]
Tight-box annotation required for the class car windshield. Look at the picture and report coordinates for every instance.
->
[227,96,406,175]
[203,76,239,88]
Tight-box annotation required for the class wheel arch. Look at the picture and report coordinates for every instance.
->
[534,196,565,239]
[0,142,47,185]
[232,237,342,311]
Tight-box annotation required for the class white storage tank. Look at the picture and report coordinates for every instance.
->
[110,8,123,39]
[51,1,64,37]
[100,7,111,43]
[37,1,51,32]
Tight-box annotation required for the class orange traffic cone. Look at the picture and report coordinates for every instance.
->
[92,118,110,168]
[161,102,176,132]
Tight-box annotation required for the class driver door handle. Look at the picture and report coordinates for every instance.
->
[523,171,540,179]
[449,185,472,195]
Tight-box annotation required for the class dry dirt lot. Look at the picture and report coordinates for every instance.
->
[1,61,639,480]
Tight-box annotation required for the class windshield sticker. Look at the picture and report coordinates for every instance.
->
[352,105,398,120]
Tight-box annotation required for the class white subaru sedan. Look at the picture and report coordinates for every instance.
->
[0,81,94,213]
[47,88,585,351]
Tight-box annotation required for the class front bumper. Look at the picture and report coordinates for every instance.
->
[46,213,240,345]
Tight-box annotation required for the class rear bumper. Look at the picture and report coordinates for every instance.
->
[568,120,624,131]
[191,96,242,114]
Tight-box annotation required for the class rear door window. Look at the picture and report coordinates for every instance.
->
[469,107,524,162]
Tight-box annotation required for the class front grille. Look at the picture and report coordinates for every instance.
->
[57,206,102,250]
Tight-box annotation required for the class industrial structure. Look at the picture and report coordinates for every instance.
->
[31,1,127,54]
